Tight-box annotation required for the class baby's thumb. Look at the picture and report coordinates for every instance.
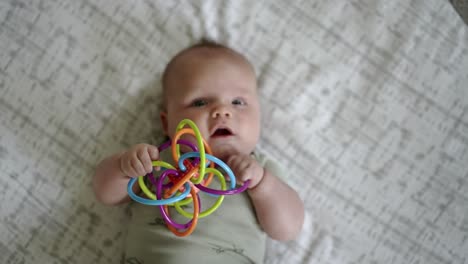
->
[148,145,160,161]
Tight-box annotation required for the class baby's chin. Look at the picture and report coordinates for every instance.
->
[211,145,253,162]
[212,150,235,162]
[174,140,234,161]
[172,135,254,162]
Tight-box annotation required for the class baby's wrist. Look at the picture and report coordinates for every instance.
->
[248,167,266,191]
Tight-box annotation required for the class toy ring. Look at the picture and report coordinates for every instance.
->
[127,119,250,237]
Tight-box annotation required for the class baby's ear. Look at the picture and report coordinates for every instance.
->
[160,112,169,135]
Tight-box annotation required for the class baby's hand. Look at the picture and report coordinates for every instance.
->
[226,154,264,189]
[119,144,159,177]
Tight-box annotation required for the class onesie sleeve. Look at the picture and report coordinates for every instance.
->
[253,150,287,182]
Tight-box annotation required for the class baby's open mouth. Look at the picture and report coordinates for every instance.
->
[211,128,233,137]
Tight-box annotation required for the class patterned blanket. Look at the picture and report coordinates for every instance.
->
[1,1,467,263]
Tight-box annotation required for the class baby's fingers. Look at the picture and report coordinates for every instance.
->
[137,148,153,174]
[130,157,147,177]
[147,145,160,161]
[120,154,138,177]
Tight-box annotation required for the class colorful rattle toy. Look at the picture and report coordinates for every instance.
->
[127,119,250,237]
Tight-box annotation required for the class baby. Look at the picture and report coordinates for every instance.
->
[93,40,304,263]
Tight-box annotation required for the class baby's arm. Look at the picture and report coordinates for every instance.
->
[248,169,304,241]
[93,144,159,205]
[227,155,304,241]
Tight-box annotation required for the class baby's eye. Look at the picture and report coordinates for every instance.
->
[232,98,246,106]
[191,99,208,107]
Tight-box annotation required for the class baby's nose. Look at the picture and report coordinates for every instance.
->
[211,106,232,118]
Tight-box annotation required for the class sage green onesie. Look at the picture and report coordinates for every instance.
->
[124,150,285,264]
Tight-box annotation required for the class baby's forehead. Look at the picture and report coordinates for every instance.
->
[169,46,252,74]
[161,45,256,108]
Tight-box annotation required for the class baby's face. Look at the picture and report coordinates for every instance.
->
[161,49,260,161]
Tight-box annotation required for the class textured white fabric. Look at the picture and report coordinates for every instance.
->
[1,1,467,263]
